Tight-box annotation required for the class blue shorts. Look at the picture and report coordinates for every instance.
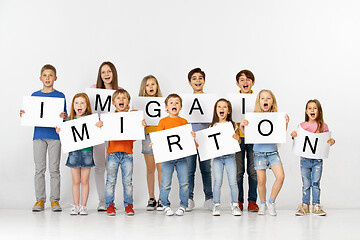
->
[253,151,282,170]
[66,150,95,168]
[142,133,153,155]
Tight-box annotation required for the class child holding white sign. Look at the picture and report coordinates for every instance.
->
[208,99,242,216]
[56,93,97,215]
[240,89,289,216]
[20,64,67,212]
[291,99,335,216]
[138,75,164,211]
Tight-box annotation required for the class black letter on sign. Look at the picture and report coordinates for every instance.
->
[120,117,123,133]
[40,102,44,118]
[95,94,111,112]
[242,98,246,115]
[189,98,204,115]
[167,135,183,152]
[71,124,90,142]
[258,119,273,136]
[146,101,161,118]
[208,132,221,150]
[303,136,318,154]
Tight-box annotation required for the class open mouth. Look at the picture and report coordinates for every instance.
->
[77,109,83,114]
[119,103,124,108]
[149,89,154,93]
[264,103,268,107]
[243,85,248,89]
[195,83,202,87]
[172,107,177,111]
[219,111,225,117]
[310,113,315,117]
[105,77,111,81]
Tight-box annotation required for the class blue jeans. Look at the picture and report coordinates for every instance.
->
[235,138,257,203]
[213,154,238,204]
[105,152,133,207]
[160,156,190,208]
[300,157,323,205]
[187,153,213,200]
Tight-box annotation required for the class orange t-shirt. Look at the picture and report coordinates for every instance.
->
[157,116,188,131]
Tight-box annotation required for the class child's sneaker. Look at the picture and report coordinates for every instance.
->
[258,203,266,215]
[231,203,242,216]
[70,205,79,215]
[267,203,277,216]
[203,198,213,210]
[248,201,259,212]
[175,207,186,216]
[212,203,221,216]
[312,204,326,216]
[146,198,157,211]
[32,200,44,212]
[78,205,88,215]
[97,199,106,212]
[125,204,135,216]
[238,201,243,211]
[156,200,164,211]
[106,203,116,216]
[51,201,62,212]
[186,199,195,212]
[163,206,174,216]
[295,203,310,216]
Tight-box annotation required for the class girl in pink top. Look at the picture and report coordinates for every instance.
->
[291,99,335,216]
[92,62,122,211]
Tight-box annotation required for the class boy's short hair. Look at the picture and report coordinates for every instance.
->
[41,64,57,76]
[165,93,182,106]
[236,70,255,83]
[112,89,131,102]
[188,67,205,81]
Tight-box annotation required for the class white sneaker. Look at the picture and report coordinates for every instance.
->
[78,205,88,215]
[231,203,242,216]
[267,203,277,216]
[164,206,174,216]
[175,207,185,216]
[185,199,195,212]
[97,199,106,211]
[212,203,221,216]
[203,199,213,210]
[70,205,79,215]
[258,203,266,215]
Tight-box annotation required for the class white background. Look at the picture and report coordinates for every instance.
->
[1,0,359,209]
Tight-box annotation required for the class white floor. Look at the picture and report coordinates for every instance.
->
[1,207,359,240]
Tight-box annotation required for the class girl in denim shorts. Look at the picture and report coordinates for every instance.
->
[137,75,164,211]
[291,99,335,216]
[57,93,97,215]
[240,90,289,216]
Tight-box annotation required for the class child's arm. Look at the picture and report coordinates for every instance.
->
[60,112,67,121]
[55,127,61,134]
[233,130,241,144]
[285,114,290,130]
[239,119,248,135]
[142,119,147,127]
[290,131,297,139]
[20,109,25,117]
[191,131,199,148]
[96,120,103,128]
[327,138,335,146]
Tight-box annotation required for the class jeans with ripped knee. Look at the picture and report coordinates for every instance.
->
[300,157,323,205]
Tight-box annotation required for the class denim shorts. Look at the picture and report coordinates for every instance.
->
[142,133,153,155]
[253,151,282,170]
[66,150,95,168]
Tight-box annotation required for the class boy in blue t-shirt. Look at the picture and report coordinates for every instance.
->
[20,64,67,212]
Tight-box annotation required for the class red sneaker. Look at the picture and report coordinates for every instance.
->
[125,204,135,216]
[248,201,259,212]
[107,203,116,216]
[238,201,243,211]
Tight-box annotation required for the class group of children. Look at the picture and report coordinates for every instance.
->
[20,63,335,217]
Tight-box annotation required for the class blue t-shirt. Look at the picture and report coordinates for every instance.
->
[253,144,278,153]
[31,89,67,140]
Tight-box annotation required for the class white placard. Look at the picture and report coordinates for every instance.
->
[195,122,241,161]
[226,93,256,122]
[292,126,331,159]
[180,94,218,123]
[59,114,104,153]
[150,124,197,163]
[131,97,166,126]
[21,96,65,127]
[244,112,287,144]
[100,111,145,141]
[85,88,116,114]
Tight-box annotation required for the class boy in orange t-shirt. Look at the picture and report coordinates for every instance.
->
[157,94,194,216]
